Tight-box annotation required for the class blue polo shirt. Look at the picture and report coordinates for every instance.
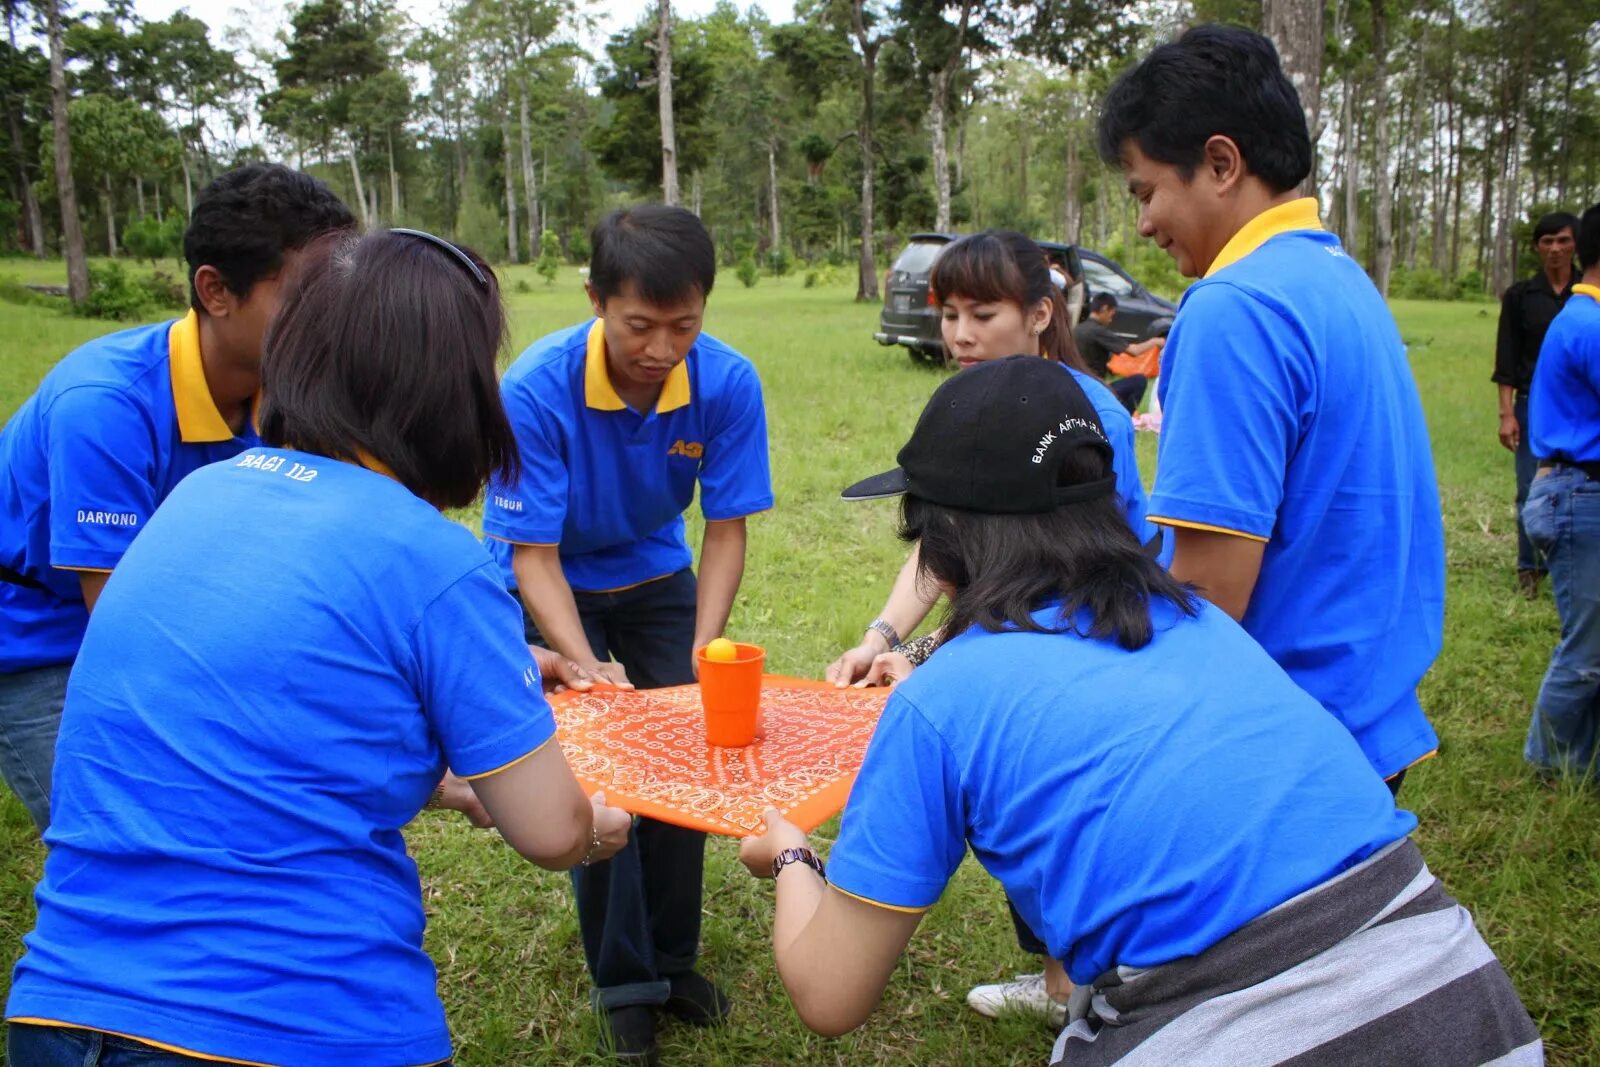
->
[1529,283,1600,463]
[0,312,258,673]
[829,598,1415,985]
[1068,366,1161,555]
[6,447,555,1066]
[484,319,773,592]
[1149,199,1444,778]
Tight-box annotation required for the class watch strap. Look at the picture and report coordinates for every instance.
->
[772,846,826,881]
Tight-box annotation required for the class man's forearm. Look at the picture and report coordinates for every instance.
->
[1498,383,1517,418]
[694,519,747,649]
[512,547,596,666]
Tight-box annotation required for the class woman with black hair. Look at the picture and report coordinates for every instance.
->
[5,230,632,1067]
[742,357,1541,1066]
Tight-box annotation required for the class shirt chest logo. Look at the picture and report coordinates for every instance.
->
[668,440,704,459]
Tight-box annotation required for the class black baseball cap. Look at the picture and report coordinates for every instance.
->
[842,355,1116,513]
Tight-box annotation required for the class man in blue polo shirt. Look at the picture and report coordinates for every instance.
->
[1522,201,1600,782]
[1096,25,1445,791]
[483,204,773,1064]
[0,164,355,831]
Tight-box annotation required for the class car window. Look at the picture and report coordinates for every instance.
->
[1081,258,1136,298]
[892,241,947,275]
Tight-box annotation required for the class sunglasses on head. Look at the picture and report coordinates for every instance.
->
[390,228,490,291]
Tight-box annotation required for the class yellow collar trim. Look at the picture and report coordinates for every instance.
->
[583,319,691,414]
[1205,197,1325,278]
[1572,283,1600,303]
[168,310,236,443]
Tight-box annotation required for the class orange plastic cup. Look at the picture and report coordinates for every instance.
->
[697,642,765,747]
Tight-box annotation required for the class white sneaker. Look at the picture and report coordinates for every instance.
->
[965,973,1067,1026]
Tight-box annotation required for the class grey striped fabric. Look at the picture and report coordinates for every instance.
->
[1050,838,1543,1067]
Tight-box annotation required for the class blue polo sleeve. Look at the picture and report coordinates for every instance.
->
[482,384,568,547]
[414,560,556,778]
[45,385,159,572]
[698,361,774,522]
[828,693,967,911]
[1148,283,1309,541]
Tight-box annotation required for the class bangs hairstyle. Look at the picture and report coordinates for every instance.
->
[929,230,1089,374]
[589,204,717,307]
[901,447,1197,651]
[1096,24,1311,195]
[258,231,519,509]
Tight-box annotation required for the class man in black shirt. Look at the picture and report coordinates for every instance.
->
[1075,293,1161,414]
[1494,211,1577,597]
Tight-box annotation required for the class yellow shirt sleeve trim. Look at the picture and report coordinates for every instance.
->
[458,732,555,781]
[1393,748,1439,776]
[1147,515,1270,544]
[829,883,932,915]
[483,534,560,548]
[4,1020,276,1066]
[53,565,114,574]
[1204,197,1325,277]
[703,506,772,524]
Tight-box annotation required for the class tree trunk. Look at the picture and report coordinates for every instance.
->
[387,128,401,224]
[347,137,370,229]
[103,174,116,255]
[1341,74,1358,255]
[691,169,702,216]
[181,152,194,217]
[928,0,973,234]
[1263,0,1323,196]
[135,175,145,218]
[6,105,44,258]
[519,85,538,251]
[656,0,679,205]
[852,6,881,303]
[767,139,780,253]
[1370,0,1393,295]
[501,112,518,262]
[46,0,88,302]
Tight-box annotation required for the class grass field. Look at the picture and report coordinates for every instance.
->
[1,262,1597,1066]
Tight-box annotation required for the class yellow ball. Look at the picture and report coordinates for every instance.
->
[704,638,739,662]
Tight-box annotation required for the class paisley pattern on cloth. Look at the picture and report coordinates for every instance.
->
[551,677,889,836]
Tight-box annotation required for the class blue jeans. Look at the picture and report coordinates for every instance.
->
[522,568,707,1011]
[1514,394,1542,573]
[1522,466,1600,778]
[6,1024,453,1066]
[0,662,71,830]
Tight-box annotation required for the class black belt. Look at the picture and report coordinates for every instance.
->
[1539,459,1600,481]
[0,561,47,592]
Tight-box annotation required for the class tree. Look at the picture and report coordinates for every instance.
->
[590,16,713,195]
[1262,0,1321,197]
[53,93,175,254]
[654,0,677,204]
[1370,0,1393,295]
[848,0,888,302]
[2,0,45,256]
[44,0,87,302]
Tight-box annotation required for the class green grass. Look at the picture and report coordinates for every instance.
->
[1,265,1597,1065]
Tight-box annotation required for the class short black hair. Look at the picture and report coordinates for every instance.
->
[1578,203,1600,271]
[902,446,1198,652]
[258,231,519,510]
[185,163,356,312]
[1089,292,1118,313]
[589,204,716,307]
[1097,24,1311,195]
[1533,211,1579,244]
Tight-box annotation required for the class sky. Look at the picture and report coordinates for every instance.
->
[112,0,797,59]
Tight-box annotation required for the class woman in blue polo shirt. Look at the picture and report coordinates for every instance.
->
[745,357,1540,1067]
[5,230,631,1067]
[825,230,1164,1023]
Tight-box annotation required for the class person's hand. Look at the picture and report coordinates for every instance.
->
[739,807,811,878]
[855,651,913,688]
[582,660,634,689]
[1498,412,1521,452]
[529,645,593,694]
[433,771,493,828]
[826,641,882,688]
[1043,957,1073,1004]
[587,792,633,864]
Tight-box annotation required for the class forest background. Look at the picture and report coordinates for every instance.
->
[0,0,1598,312]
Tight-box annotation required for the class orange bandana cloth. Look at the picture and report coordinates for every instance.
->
[551,676,889,836]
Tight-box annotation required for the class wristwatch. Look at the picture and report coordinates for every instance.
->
[866,618,901,649]
[772,846,826,881]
